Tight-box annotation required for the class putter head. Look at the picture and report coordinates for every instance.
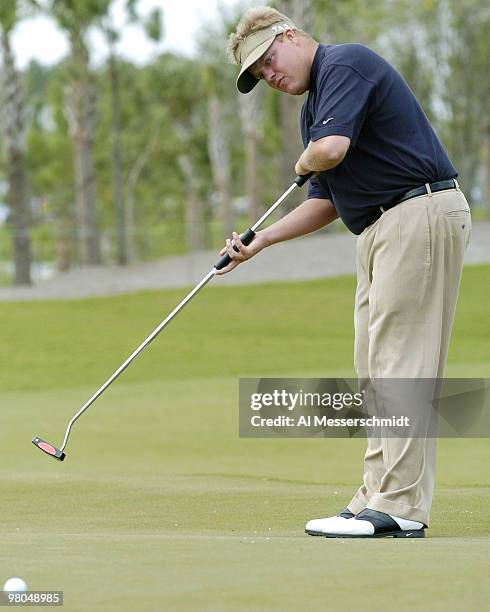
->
[32,437,66,461]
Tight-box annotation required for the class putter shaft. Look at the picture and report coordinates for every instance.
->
[34,174,312,459]
[59,268,216,452]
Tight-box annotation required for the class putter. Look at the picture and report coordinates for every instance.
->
[32,173,313,461]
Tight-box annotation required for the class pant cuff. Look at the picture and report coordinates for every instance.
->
[367,495,430,526]
[347,491,371,516]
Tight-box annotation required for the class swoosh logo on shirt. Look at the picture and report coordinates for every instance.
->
[322,117,334,125]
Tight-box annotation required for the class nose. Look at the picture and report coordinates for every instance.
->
[262,66,276,86]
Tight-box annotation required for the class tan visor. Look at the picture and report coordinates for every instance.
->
[235,21,297,94]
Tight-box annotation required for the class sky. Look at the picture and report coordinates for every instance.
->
[11,0,258,69]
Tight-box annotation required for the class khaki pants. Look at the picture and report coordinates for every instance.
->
[347,186,471,525]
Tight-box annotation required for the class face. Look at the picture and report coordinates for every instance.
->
[249,31,310,95]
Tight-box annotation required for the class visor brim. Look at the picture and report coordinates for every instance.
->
[236,38,275,94]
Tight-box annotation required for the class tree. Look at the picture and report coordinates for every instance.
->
[0,0,36,285]
[47,0,111,266]
[207,88,233,239]
[442,0,490,200]
[98,0,164,265]
[122,107,165,263]
[238,85,264,220]
[372,0,490,204]
[143,53,209,253]
[26,60,75,272]
[177,151,205,252]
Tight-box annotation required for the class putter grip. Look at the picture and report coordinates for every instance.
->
[214,228,256,271]
[294,172,314,187]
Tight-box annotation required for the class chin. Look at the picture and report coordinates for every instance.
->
[287,83,308,95]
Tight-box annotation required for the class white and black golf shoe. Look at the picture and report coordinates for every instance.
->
[305,507,355,536]
[306,508,426,538]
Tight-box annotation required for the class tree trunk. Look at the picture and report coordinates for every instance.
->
[207,95,233,237]
[7,149,31,284]
[178,154,205,252]
[238,86,263,220]
[244,132,260,219]
[55,214,73,272]
[64,32,101,266]
[108,45,127,265]
[279,93,304,208]
[124,114,164,263]
[484,122,490,219]
[0,31,32,285]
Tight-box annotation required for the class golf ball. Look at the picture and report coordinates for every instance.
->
[3,577,28,592]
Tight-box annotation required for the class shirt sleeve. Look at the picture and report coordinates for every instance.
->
[307,174,333,201]
[310,63,375,147]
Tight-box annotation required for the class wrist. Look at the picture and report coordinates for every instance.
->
[295,156,311,177]
[252,230,272,252]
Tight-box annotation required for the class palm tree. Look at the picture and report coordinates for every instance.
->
[148,54,207,253]
[207,91,233,239]
[99,0,164,265]
[0,0,36,285]
[238,86,264,220]
[47,0,111,266]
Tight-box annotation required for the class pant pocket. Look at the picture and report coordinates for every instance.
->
[444,210,471,217]
[443,209,471,249]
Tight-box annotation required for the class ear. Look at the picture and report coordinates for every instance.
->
[284,29,299,45]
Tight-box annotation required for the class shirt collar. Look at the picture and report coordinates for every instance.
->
[308,44,329,90]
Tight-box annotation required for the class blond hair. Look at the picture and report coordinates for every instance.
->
[227,6,306,65]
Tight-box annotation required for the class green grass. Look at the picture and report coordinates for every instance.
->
[0,265,489,610]
[1,265,489,391]
[0,275,358,391]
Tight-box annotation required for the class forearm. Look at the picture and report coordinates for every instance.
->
[258,198,337,248]
[216,198,337,275]
[301,142,342,172]
[295,136,350,175]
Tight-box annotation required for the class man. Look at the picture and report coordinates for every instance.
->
[219,6,471,538]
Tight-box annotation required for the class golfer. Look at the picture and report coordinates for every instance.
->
[218,6,471,538]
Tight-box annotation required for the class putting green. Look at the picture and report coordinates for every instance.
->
[1,266,489,610]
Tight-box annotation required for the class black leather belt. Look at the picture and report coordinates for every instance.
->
[396,178,458,205]
[366,178,458,228]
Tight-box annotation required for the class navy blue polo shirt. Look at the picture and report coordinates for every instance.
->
[301,44,457,234]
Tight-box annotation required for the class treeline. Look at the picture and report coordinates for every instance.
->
[0,0,488,285]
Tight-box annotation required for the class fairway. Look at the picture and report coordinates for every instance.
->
[1,266,489,610]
